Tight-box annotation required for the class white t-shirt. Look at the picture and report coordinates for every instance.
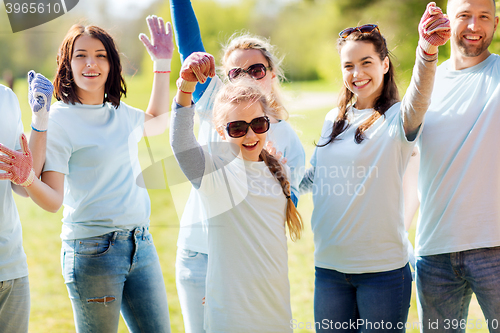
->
[310,104,416,274]
[0,85,29,281]
[44,101,150,240]
[416,54,500,256]
[177,76,305,254]
[170,104,293,332]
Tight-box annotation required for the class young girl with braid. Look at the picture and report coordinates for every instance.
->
[171,52,302,333]
[299,3,449,331]
[169,3,305,331]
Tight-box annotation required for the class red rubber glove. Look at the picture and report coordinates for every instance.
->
[0,134,35,187]
[177,52,216,94]
[418,2,451,55]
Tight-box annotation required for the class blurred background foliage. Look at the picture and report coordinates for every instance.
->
[4,0,500,91]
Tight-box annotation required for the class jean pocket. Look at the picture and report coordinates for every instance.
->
[145,233,154,246]
[182,249,200,258]
[74,236,112,257]
[61,243,76,283]
[0,279,13,291]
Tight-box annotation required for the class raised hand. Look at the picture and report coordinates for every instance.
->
[139,15,175,73]
[28,70,53,132]
[0,134,35,187]
[177,52,216,94]
[419,2,451,55]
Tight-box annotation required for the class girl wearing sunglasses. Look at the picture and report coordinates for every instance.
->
[171,55,302,332]
[169,1,305,331]
[299,3,450,331]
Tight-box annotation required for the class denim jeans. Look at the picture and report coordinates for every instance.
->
[416,247,500,333]
[61,227,171,333]
[314,264,412,332]
[175,248,208,333]
[0,276,29,333]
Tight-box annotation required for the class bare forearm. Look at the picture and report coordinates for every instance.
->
[12,184,29,197]
[24,171,64,213]
[176,90,193,107]
[29,129,47,177]
[144,73,171,136]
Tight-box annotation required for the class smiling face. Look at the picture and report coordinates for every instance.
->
[217,100,267,162]
[448,0,499,69]
[224,49,276,94]
[70,35,110,105]
[340,40,389,110]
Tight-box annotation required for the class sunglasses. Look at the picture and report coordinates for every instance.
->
[225,116,270,138]
[339,24,380,39]
[228,63,271,81]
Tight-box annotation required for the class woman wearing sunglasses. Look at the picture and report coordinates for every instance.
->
[171,55,302,332]
[299,3,450,331]
[169,1,305,332]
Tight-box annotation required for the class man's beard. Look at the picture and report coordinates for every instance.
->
[455,32,493,57]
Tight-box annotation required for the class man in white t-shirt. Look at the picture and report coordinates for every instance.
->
[0,85,32,333]
[0,73,52,333]
[416,0,500,330]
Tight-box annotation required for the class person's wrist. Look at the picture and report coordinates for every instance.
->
[176,78,197,94]
[31,111,49,132]
[419,38,438,56]
[19,169,35,187]
[154,59,172,73]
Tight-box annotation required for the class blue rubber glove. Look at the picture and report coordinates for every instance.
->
[28,70,53,132]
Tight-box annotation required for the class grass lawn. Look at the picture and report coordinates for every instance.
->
[7,75,488,332]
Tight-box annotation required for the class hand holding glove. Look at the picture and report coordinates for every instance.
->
[139,15,175,73]
[0,134,35,187]
[418,2,451,55]
[177,52,216,94]
[28,70,53,132]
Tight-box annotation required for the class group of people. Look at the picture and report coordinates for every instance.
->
[0,0,499,332]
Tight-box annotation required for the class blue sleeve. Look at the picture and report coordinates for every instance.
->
[170,0,212,102]
[299,167,315,195]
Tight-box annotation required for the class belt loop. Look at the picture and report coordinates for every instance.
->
[111,231,118,245]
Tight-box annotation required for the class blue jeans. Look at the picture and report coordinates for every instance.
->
[416,247,500,333]
[0,276,30,333]
[175,248,208,333]
[314,264,412,332]
[61,227,171,333]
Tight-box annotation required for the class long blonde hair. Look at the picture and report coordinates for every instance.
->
[213,81,303,241]
[221,33,289,121]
